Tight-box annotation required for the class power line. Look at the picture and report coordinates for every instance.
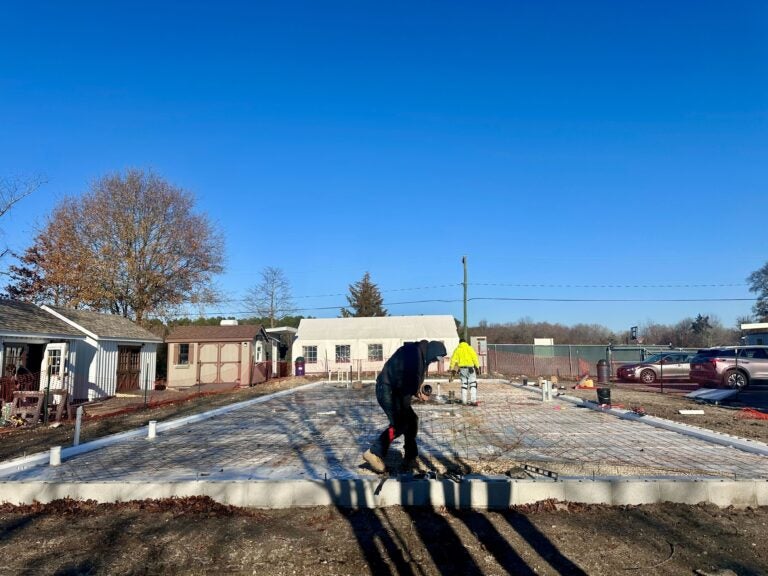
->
[212,280,746,305]
[164,295,758,318]
[473,282,747,289]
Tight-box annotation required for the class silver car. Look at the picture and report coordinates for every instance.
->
[616,352,694,384]
[690,346,768,389]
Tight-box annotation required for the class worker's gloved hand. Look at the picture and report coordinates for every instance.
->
[475,367,481,376]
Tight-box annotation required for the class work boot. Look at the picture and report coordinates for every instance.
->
[400,457,420,472]
[363,449,386,473]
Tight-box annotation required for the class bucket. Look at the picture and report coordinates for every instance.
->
[596,387,611,405]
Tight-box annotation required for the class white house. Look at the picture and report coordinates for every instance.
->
[291,315,460,375]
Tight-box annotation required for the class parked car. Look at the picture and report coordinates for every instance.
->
[616,352,695,384]
[689,346,768,390]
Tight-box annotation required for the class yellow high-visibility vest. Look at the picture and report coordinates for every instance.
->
[450,342,479,369]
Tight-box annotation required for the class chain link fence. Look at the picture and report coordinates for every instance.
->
[487,344,699,379]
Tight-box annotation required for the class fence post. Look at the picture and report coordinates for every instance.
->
[74,406,83,446]
[144,362,149,407]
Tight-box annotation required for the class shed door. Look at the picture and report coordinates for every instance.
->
[198,343,242,384]
[116,346,141,392]
[40,343,68,391]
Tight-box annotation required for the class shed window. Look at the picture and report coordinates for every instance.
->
[177,343,190,365]
[3,344,25,377]
[335,345,351,363]
[303,346,317,364]
[368,344,383,362]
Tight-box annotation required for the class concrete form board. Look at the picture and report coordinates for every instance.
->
[2,479,766,509]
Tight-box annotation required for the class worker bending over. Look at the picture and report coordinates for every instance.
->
[363,340,447,473]
[450,338,481,405]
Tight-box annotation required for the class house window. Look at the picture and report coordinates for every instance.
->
[368,344,383,362]
[177,343,190,365]
[335,345,351,363]
[303,346,317,364]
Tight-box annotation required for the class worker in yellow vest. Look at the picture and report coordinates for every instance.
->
[449,338,481,405]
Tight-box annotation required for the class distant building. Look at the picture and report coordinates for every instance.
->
[291,315,459,375]
[741,322,768,346]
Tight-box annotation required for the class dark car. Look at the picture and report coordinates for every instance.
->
[616,352,694,384]
[689,346,768,390]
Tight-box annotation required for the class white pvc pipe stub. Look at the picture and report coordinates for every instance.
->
[49,446,61,466]
[148,420,157,440]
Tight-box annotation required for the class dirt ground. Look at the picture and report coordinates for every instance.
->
[1,377,767,575]
[565,382,768,443]
[0,497,766,575]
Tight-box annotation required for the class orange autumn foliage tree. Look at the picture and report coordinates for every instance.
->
[5,169,224,322]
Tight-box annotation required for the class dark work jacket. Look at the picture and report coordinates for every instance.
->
[378,340,447,396]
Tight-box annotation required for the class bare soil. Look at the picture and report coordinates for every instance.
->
[1,378,767,575]
[0,497,766,575]
[565,382,768,443]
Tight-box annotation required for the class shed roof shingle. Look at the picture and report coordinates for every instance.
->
[0,299,84,337]
[166,325,266,343]
[46,306,162,342]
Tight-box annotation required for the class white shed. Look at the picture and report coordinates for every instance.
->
[292,315,459,375]
[43,305,162,400]
[0,300,161,402]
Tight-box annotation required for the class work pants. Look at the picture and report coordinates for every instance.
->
[459,367,478,403]
[370,380,418,460]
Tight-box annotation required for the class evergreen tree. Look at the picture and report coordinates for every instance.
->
[340,272,387,317]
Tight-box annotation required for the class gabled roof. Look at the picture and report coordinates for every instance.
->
[166,324,268,343]
[296,315,459,341]
[43,306,162,342]
[0,299,84,338]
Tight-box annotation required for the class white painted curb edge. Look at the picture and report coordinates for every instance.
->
[0,478,766,509]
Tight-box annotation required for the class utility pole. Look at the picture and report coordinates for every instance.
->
[462,255,468,341]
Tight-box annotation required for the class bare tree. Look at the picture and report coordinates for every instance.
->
[0,175,45,258]
[4,169,224,322]
[245,266,296,328]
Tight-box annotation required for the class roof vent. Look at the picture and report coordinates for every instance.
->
[220,319,239,326]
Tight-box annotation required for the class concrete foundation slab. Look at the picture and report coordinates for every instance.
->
[1,380,767,509]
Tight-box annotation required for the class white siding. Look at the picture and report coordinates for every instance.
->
[68,339,97,401]
[140,344,158,391]
[293,317,460,376]
[93,341,119,399]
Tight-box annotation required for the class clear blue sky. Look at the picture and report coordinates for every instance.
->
[1,1,766,332]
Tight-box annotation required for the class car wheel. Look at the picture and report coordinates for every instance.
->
[724,369,749,390]
[640,369,656,384]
